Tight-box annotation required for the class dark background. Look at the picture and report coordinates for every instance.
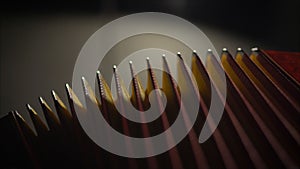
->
[1,0,299,50]
[1,0,299,128]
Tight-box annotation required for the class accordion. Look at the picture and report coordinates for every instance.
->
[1,48,299,169]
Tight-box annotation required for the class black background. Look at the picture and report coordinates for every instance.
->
[1,0,300,51]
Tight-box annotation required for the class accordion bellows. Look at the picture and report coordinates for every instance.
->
[0,48,299,169]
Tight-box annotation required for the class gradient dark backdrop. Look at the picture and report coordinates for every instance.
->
[1,0,299,128]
